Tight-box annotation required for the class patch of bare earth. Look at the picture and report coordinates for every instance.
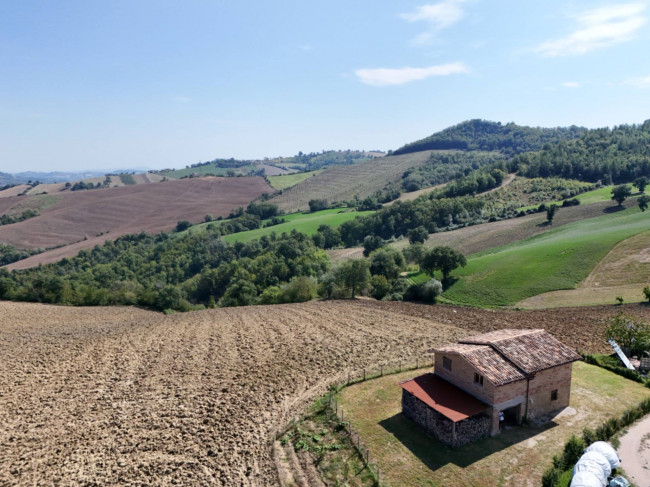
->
[1,176,272,270]
[2,299,647,485]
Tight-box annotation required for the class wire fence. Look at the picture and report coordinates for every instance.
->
[324,355,434,487]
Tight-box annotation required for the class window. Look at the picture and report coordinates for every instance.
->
[551,389,558,401]
[474,372,484,386]
[443,356,452,371]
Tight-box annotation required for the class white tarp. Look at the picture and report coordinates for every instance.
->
[572,459,607,487]
[570,470,606,487]
[585,441,621,469]
[577,451,612,479]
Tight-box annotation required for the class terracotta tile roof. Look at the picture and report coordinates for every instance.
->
[400,373,489,422]
[435,329,581,386]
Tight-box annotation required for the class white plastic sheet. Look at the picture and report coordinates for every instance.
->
[570,470,607,487]
[585,441,621,469]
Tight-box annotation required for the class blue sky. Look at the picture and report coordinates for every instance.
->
[1,0,649,172]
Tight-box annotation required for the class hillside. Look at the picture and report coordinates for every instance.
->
[1,299,646,485]
[394,119,587,156]
[0,172,166,198]
[269,150,438,212]
[0,176,271,268]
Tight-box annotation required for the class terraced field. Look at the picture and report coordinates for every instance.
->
[269,150,440,212]
[1,299,645,486]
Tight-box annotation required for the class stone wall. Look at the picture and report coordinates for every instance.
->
[401,390,491,448]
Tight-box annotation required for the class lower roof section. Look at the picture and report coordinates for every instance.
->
[400,373,490,423]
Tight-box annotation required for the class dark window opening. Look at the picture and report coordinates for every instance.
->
[443,356,452,371]
[474,372,484,386]
[551,389,558,401]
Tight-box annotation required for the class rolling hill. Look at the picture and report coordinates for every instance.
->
[269,150,439,212]
[1,176,272,269]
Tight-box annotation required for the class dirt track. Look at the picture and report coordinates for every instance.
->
[1,300,648,486]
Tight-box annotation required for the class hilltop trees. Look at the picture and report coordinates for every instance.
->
[611,185,633,206]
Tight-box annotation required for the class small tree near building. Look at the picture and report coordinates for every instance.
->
[611,184,633,206]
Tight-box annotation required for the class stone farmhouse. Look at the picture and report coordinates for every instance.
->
[400,329,581,447]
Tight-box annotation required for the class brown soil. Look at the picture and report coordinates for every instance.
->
[1,299,647,486]
[1,177,272,270]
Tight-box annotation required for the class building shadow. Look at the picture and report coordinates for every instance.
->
[379,412,557,470]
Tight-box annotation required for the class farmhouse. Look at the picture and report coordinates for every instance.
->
[400,329,581,447]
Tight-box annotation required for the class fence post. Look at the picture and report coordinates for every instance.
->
[347,372,350,385]
[365,449,369,464]
[380,364,383,376]
[363,368,366,381]
[416,357,419,369]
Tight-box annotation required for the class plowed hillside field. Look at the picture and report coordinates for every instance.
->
[269,150,440,212]
[1,299,647,486]
[1,176,272,270]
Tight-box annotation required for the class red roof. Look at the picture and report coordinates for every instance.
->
[400,373,489,422]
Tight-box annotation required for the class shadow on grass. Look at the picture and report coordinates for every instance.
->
[536,220,553,227]
[379,413,557,470]
[603,205,627,213]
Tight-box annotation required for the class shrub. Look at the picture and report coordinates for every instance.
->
[369,275,391,300]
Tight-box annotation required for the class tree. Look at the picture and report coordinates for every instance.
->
[638,195,650,212]
[420,246,467,281]
[369,247,404,280]
[402,243,424,265]
[634,176,649,193]
[175,220,192,232]
[408,226,429,245]
[362,235,385,257]
[335,259,370,299]
[605,312,650,355]
[611,184,632,206]
[308,199,328,212]
[546,204,558,223]
[369,275,391,300]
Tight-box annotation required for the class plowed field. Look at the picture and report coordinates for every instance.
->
[1,176,272,270]
[2,299,648,486]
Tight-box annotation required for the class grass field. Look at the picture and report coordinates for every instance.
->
[518,230,650,308]
[220,208,373,244]
[267,170,323,190]
[439,205,650,307]
[337,362,650,487]
[160,163,256,179]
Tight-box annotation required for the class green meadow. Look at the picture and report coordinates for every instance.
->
[435,206,650,307]
[221,208,373,244]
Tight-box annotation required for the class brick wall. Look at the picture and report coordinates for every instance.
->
[526,363,573,418]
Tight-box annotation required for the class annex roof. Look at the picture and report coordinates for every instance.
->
[434,329,581,386]
[400,373,489,422]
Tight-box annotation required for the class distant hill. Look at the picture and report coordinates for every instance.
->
[153,150,385,179]
[1,176,272,269]
[269,150,435,212]
[0,169,149,185]
[394,119,587,156]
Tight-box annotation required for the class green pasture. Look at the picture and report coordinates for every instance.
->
[267,170,323,190]
[162,164,255,179]
[439,205,650,307]
[221,208,373,244]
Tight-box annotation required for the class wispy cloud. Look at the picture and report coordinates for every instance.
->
[355,62,468,86]
[536,3,648,56]
[400,1,466,45]
[623,74,650,88]
[562,81,581,88]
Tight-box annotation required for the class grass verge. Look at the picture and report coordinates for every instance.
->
[268,170,323,190]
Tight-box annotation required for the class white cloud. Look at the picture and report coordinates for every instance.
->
[623,74,650,88]
[562,81,581,88]
[400,1,466,45]
[536,3,647,56]
[355,62,468,86]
